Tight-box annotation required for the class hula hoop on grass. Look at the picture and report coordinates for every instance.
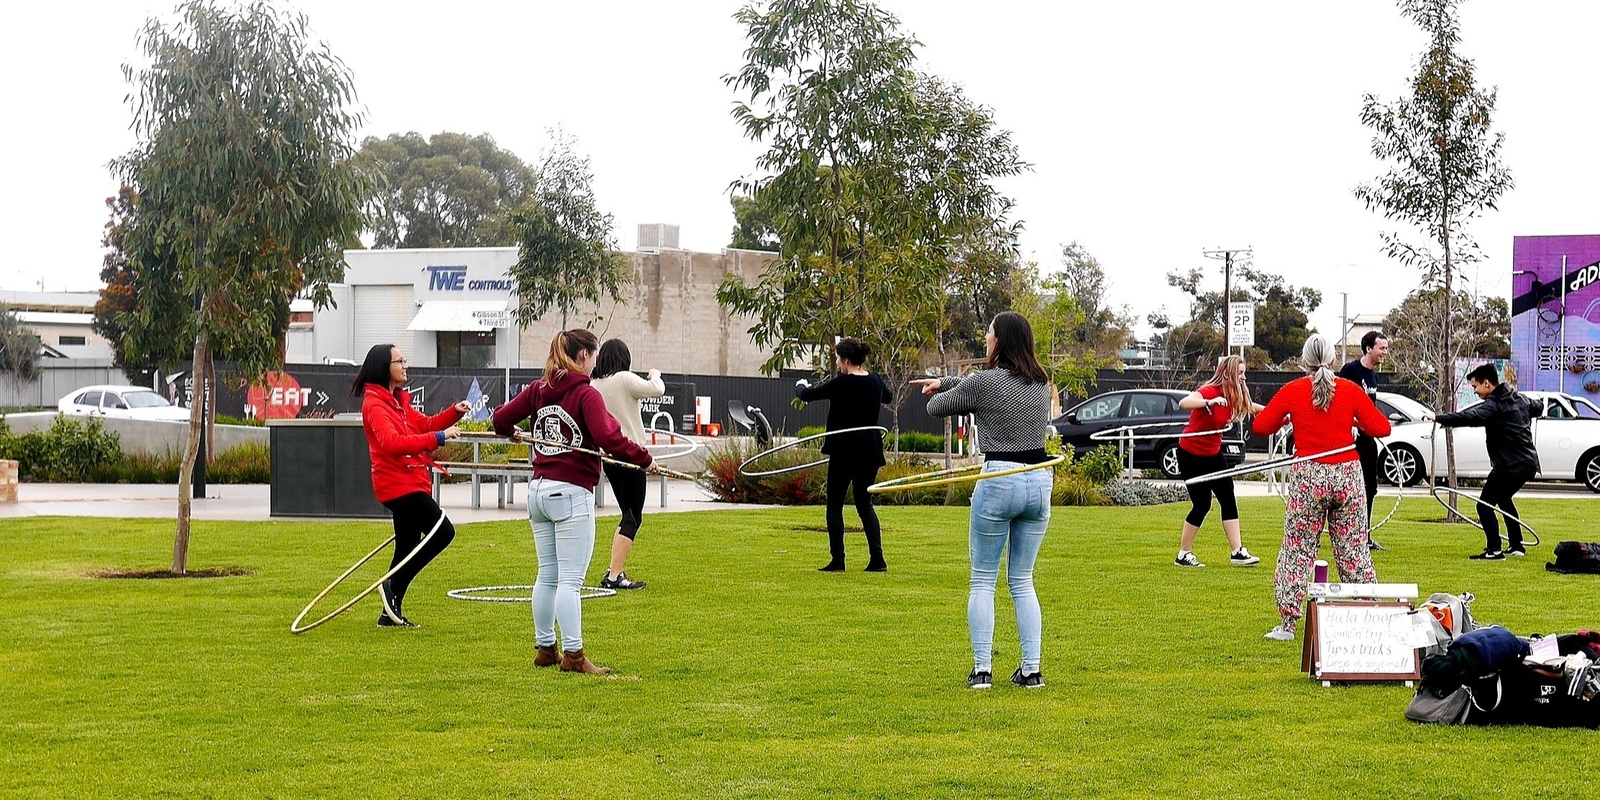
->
[1183,444,1356,486]
[1088,421,1235,442]
[868,454,1066,494]
[737,426,889,477]
[508,432,697,481]
[290,511,450,634]
[1429,485,1542,547]
[446,584,616,602]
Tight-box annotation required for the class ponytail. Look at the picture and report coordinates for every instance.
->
[1300,335,1337,410]
[543,329,599,387]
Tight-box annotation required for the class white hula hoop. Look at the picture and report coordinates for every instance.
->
[1183,444,1356,486]
[1263,430,1404,532]
[738,426,889,477]
[1088,421,1235,442]
[868,454,1065,493]
[641,427,700,461]
[446,584,617,602]
[1429,486,1543,547]
[290,512,450,634]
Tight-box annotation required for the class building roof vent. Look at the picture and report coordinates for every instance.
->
[637,224,680,253]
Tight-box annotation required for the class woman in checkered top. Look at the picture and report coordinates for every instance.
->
[913,311,1054,690]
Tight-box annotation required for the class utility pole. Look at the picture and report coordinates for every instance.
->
[1203,247,1252,355]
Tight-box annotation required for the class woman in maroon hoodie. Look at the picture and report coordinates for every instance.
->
[353,343,468,628]
[494,329,656,675]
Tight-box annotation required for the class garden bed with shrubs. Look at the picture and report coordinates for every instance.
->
[0,416,270,483]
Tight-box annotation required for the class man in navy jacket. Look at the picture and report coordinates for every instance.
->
[1424,363,1541,560]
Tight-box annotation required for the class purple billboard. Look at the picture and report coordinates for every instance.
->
[1511,235,1600,398]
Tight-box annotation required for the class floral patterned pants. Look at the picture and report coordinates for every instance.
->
[1273,460,1375,631]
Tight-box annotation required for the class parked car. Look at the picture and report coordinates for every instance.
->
[1378,391,1600,493]
[58,385,191,422]
[1053,389,1246,478]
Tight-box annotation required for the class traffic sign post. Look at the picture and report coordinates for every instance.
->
[1229,302,1255,348]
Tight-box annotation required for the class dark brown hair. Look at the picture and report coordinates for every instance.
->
[835,337,871,367]
[987,312,1048,384]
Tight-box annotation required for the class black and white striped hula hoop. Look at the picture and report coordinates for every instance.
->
[737,426,888,477]
[1088,421,1235,441]
[1429,485,1543,547]
[446,584,617,602]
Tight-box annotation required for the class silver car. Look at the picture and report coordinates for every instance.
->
[1378,390,1600,493]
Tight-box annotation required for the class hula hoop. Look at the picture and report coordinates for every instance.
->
[640,428,700,461]
[1183,444,1356,486]
[1262,430,1404,531]
[1429,486,1542,547]
[868,454,1065,493]
[738,426,888,477]
[290,512,449,634]
[446,584,617,602]
[1088,421,1235,442]
[508,432,697,481]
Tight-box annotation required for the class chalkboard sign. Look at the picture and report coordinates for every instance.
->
[1302,600,1423,682]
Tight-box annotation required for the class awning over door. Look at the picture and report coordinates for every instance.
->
[406,301,509,332]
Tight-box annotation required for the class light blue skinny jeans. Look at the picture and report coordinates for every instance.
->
[528,478,596,652]
[967,461,1052,674]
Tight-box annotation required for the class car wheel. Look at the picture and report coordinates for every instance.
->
[1382,443,1423,487]
[1580,449,1600,494]
[1159,443,1182,479]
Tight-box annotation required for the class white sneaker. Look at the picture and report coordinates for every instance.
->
[1229,548,1261,566]
[1174,552,1204,568]
[1264,626,1294,641]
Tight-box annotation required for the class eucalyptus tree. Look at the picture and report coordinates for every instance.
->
[360,131,535,248]
[0,303,39,390]
[717,0,1026,419]
[506,130,630,329]
[1354,0,1513,489]
[116,0,371,572]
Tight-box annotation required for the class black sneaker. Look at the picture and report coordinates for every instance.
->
[966,669,993,690]
[377,613,418,628]
[1507,546,1527,557]
[378,580,405,623]
[1010,668,1045,689]
[1469,550,1505,561]
[1368,539,1388,552]
[600,571,647,590]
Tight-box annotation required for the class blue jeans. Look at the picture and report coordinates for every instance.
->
[528,478,596,652]
[968,462,1052,673]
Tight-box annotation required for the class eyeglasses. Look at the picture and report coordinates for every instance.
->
[390,359,408,365]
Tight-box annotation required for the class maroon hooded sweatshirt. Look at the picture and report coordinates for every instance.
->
[492,371,652,490]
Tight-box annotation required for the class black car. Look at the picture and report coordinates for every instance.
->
[1053,389,1247,478]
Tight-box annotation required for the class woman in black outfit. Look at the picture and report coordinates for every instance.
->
[794,337,893,572]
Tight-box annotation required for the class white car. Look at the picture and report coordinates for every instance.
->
[1377,390,1600,493]
[57,385,191,422]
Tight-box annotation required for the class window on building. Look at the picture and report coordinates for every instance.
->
[289,311,314,324]
[437,330,496,368]
[59,335,87,346]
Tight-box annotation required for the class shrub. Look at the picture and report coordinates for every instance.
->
[1053,472,1109,506]
[886,430,945,454]
[215,414,264,427]
[1076,444,1125,485]
[0,416,122,482]
[697,436,828,505]
[1100,480,1188,507]
[210,442,271,483]
[796,425,825,439]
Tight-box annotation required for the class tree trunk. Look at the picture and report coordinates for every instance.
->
[174,332,209,574]
[1442,205,1459,512]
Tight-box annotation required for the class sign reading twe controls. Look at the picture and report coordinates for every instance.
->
[427,265,513,292]
[1229,302,1255,348]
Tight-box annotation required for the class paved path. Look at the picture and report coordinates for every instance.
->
[0,479,769,523]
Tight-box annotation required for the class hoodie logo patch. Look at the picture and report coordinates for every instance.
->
[533,405,583,456]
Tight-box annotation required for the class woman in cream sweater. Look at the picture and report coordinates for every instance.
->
[589,339,668,590]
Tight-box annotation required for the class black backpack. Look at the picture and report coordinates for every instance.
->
[1546,541,1600,575]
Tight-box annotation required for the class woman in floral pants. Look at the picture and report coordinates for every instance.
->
[1251,335,1391,641]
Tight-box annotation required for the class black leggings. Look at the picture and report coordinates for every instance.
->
[1177,448,1238,527]
[602,462,648,540]
[826,462,884,565]
[381,491,456,600]
[1478,469,1533,551]
[1355,435,1380,521]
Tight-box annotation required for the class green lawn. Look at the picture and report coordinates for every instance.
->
[3,496,1598,798]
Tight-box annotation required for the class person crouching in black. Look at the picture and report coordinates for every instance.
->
[1423,363,1541,560]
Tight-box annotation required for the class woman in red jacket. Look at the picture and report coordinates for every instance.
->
[1251,334,1391,642]
[352,344,467,628]
[1172,355,1265,568]
[493,329,657,676]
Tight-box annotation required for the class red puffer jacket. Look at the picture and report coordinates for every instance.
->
[362,384,465,503]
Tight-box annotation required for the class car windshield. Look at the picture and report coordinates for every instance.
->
[1380,394,1432,421]
[1571,397,1600,419]
[122,391,172,409]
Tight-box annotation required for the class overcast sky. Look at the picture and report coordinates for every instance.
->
[4,0,1597,341]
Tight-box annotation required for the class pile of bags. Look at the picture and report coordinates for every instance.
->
[1546,541,1600,575]
[1405,593,1600,729]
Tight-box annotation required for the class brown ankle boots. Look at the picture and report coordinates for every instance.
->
[534,644,560,668]
[559,648,611,675]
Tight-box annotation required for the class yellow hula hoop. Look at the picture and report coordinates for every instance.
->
[290,512,448,634]
[868,454,1065,494]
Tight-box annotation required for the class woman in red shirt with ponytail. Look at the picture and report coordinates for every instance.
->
[353,343,468,628]
[1251,334,1390,642]
[1172,355,1265,568]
